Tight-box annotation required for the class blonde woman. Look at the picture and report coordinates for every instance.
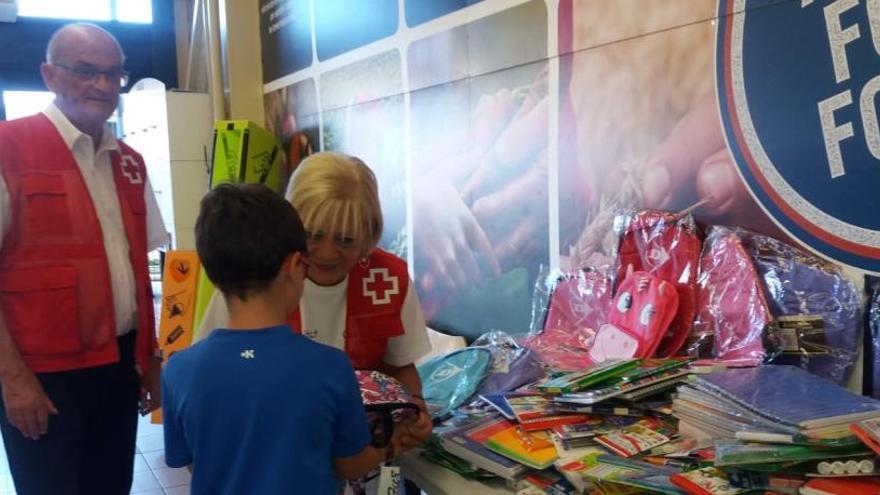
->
[196,152,432,451]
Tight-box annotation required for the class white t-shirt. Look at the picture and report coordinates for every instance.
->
[0,104,170,334]
[196,276,432,367]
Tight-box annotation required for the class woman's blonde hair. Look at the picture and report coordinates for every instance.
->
[285,151,383,254]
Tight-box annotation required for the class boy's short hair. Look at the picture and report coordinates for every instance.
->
[285,152,383,255]
[196,183,307,300]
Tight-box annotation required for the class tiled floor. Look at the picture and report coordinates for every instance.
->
[0,414,189,494]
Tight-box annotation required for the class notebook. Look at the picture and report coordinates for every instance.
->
[535,359,640,394]
[670,467,743,495]
[692,366,880,431]
[554,368,689,405]
[552,400,647,417]
[437,415,527,480]
[502,394,592,431]
[850,418,880,455]
[558,453,685,495]
[800,476,880,495]
[618,376,687,401]
[484,426,559,470]
[478,393,516,420]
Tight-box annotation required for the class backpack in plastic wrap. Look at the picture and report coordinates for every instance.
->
[417,347,491,418]
[689,226,773,366]
[471,331,546,396]
[522,268,613,371]
[741,230,860,383]
[613,210,701,357]
[865,277,880,398]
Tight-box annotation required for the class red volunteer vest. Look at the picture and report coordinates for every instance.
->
[288,249,407,370]
[0,114,157,373]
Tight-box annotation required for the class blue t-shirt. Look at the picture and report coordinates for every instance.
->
[162,324,371,495]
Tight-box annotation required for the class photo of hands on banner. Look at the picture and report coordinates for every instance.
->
[262,0,784,340]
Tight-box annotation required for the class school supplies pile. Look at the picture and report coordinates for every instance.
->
[423,357,697,492]
[412,208,871,494]
[417,359,880,495]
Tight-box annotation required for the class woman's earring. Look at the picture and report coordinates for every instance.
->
[358,257,370,268]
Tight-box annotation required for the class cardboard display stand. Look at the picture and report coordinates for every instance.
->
[190,120,287,342]
[209,120,285,192]
[152,251,201,424]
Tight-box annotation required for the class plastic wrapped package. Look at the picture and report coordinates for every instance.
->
[349,371,421,495]
[417,347,492,418]
[521,268,613,371]
[713,440,865,467]
[866,277,880,398]
[689,226,773,366]
[356,370,421,445]
[739,230,860,384]
[470,330,546,395]
[613,209,701,357]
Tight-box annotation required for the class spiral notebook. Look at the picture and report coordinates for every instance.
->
[690,366,880,434]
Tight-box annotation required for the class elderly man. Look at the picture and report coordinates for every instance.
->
[0,23,168,494]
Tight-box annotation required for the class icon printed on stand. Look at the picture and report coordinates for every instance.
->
[169,259,192,283]
[165,325,185,345]
[251,145,280,183]
[163,290,192,319]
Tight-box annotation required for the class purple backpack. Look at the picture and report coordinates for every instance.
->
[739,230,860,384]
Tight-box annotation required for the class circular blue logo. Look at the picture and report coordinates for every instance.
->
[718,0,880,271]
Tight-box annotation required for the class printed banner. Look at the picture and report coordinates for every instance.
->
[259,0,864,339]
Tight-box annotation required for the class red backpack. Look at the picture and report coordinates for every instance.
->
[524,268,613,371]
[690,227,771,365]
[591,270,680,362]
[613,210,701,357]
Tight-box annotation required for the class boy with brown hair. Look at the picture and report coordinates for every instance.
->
[162,183,396,494]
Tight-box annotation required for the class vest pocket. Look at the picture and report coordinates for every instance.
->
[0,266,82,356]
[20,173,73,239]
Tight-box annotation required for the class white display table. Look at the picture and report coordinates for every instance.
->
[397,450,515,495]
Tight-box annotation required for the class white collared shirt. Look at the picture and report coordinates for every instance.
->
[0,103,170,335]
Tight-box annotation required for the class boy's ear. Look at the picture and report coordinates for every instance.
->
[286,252,303,280]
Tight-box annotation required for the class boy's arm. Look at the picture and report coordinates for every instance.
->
[334,421,412,479]
[331,354,386,479]
[333,445,388,480]
[161,367,192,467]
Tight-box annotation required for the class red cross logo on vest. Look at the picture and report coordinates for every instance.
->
[362,268,399,305]
[119,154,143,185]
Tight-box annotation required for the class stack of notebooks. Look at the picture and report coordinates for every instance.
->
[673,366,880,445]
[550,358,692,406]
[436,414,528,480]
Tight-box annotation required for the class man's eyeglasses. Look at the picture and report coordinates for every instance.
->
[52,63,130,87]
